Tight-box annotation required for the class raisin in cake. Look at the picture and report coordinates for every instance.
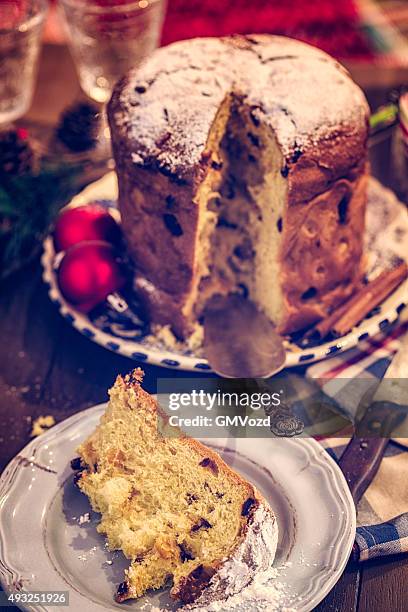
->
[73,370,278,606]
[108,35,369,338]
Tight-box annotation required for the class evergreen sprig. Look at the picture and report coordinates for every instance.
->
[0,163,80,280]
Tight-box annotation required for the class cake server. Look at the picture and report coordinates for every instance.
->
[203,294,286,378]
[339,329,408,507]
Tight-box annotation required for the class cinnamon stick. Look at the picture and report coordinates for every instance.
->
[304,261,407,343]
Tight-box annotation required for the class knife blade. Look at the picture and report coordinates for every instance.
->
[203,294,286,378]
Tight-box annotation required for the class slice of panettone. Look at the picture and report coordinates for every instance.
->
[72,369,278,606]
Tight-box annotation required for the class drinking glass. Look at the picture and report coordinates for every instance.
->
[59,0,167,104]
[0,0,48,126]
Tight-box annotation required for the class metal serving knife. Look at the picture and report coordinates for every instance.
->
[339,330,408,507]
[203,294,286,378]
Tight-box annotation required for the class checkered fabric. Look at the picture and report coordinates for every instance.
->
[307,318,408,561]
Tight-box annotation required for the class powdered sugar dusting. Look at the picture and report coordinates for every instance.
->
[185,568,288,612]
[110,35,368,175]
[183,502,279,609]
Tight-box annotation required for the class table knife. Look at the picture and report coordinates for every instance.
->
[339,330,408,508]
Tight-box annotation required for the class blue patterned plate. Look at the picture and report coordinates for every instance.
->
[41,173,407,372]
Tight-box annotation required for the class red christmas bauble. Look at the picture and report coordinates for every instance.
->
[58,241,127,312]
[53,204,121,253]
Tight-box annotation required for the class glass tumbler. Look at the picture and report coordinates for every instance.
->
[59,0,167,104]
[0,0,48,126]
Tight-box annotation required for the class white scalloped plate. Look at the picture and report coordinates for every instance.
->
[0,404,355,612]
[41,173,407,371]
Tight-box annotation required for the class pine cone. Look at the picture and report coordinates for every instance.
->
[56,102,100,153]
[0,129,34,177]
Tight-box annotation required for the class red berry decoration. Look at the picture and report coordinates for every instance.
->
[57,241,127,313]
[53,204,121,253]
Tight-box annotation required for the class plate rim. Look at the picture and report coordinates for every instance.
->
[0,403,356,612]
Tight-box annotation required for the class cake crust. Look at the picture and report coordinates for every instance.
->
[109,35,369,337]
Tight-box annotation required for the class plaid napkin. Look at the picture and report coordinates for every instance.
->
[306,316,408,561]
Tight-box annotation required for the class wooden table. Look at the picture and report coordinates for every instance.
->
[1,44,407,612]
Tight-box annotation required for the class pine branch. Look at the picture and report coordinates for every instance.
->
[0,163,81,280]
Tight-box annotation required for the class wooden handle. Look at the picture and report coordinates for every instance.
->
[339,401,406,505]
[339,436,389,505]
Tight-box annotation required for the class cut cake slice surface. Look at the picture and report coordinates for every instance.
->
[73,369,278,606]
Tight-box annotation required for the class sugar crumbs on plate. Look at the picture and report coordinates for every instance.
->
[145,323,204,355]
[78,513,90,525]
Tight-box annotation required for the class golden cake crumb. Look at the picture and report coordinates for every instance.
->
[30,415,56,437]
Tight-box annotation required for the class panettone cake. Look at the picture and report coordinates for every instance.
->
[72,370,278,606]
[108,35,370,339]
